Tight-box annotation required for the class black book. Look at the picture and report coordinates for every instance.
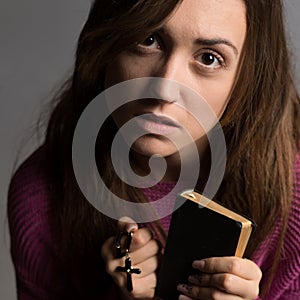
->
[156,190,256,299]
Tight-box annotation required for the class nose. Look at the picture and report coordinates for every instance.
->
[157,54,185,81]
[150,54,186,103]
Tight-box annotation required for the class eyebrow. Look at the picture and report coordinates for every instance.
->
[157,27,239,56]
[194,38,239,56]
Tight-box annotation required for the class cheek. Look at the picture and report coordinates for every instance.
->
[200,79,234,119]
[182,83,232,141]
[110,104,133,129]
[104,61,127,89]
[104,55,150,89]
[184,115,206,141]
[210,93,229,118]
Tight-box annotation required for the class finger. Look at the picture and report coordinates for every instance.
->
[102,234,130,261]
[130,272,157,298]
[115,228,153,254]
[113,262,157,297]
[118,216,138,233]
[130,239,160,264]
[188,273,260,299]
[130,227,153,251]
[132,255,159,278]
[178,295,194,300]
[108,250,158,280]
[103,227,154,264]
[192,257,262,280]
[177,284,243,300]
[101,236,115,261]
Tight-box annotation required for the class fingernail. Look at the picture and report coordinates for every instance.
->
[193,260,205,269]
[127,223,138,232]
[118,217,138,232]
[177,284,192,293]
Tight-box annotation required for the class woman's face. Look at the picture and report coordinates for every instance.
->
[105,0,246,159]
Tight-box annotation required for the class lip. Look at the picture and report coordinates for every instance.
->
[134,113,181,135]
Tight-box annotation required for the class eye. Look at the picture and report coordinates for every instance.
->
[196,51,224,69]
[139,34,161,49]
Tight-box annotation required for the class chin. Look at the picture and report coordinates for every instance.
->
[132,137,179,158]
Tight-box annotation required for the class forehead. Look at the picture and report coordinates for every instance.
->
[165,0,246,48]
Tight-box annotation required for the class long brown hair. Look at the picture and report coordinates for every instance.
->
[217,0,300,293]
[44,0,300,296]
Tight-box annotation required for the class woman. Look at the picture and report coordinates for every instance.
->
[8,0,300,299]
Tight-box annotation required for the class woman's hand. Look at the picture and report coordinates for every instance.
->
[177,256,262,300]
[101,217,161,299]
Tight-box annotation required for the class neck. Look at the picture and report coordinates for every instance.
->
[130,136,210,183]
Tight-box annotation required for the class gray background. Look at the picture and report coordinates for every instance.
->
[0,1,299,299]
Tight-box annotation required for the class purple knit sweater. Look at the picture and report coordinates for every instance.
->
[7,146,300,299]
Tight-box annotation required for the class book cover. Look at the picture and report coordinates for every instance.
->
[156,190,256,299]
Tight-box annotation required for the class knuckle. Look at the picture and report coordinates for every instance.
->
[256,266,263,281]
[154,255,159,268]
[248,259,262,280]
[105,262,114,275]
[116,274,125,287]
[133,229,149,246]
[250,282,260,298]
[204,257,216,270]
[229,258,241,274]
[222,274,234,291]
[152,238,160,249]
[210,289,222,300]
[150,239,160,254]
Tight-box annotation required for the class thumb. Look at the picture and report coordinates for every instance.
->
[118,216,138,233]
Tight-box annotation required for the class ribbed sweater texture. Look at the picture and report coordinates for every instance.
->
[8,146,300,299]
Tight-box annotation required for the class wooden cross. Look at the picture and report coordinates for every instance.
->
[116,256,141,291]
